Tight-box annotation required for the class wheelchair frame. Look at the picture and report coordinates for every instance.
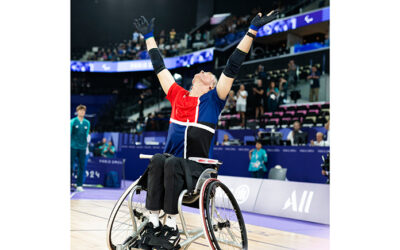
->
[106,154,246,250]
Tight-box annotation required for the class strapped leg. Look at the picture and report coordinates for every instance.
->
[145,153,167,211]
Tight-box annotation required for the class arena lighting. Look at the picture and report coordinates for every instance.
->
[210,13,230,25]
[257,6,329,37]
[71,47,214,73]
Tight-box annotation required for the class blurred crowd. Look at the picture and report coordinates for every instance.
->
[85,28,214,61]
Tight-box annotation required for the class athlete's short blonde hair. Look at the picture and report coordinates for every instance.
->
[76,104,87,111]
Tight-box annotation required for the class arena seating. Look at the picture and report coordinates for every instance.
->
[219,102,329,130]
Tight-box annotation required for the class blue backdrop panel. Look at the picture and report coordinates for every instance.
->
[71,157,124,186]
[213,146,329,183]
[118,145,164,181]
[117,145,329,184]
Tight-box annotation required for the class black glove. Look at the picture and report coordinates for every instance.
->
[133,16,155,40]
[249,10,279,31]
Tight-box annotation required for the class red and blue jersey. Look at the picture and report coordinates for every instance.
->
[164,83,226,159]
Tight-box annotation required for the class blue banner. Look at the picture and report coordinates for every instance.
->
[71,47,214,73]
[71,157,124,187]
[117,145,329,184]
[257,7,330,37]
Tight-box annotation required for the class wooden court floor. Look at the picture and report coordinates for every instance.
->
[71,199,329,250]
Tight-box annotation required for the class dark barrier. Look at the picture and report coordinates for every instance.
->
[71,157,125,187]
[117,145,329,184]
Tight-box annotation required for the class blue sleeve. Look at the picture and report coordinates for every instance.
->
[211,88,227,112]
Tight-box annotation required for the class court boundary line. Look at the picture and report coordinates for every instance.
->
[71,206,298,249]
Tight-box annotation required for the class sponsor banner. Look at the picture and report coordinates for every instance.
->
[71,47,214,73]
[217,176,264,212]
[253,179,329,224]
[257,7,330,38]
[213,176,329,224]
[72,157,125,187]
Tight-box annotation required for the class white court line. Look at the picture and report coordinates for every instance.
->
[70,191,78,198]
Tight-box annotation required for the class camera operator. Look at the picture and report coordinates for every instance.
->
[321,153,330,184]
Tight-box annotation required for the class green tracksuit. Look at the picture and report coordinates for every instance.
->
[71,117,90,187]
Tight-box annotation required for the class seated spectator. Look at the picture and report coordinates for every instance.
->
[311,132,328,146]
[253,78,265,120]
[287,121,307,145]
[221,134,230,146]
[102,141,116,158]
[236,84,248,128]
[224,90,236,113]
[266,81,279,112]
[95,138,107,156]
[248,140,268,178]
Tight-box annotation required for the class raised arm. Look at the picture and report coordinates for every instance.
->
[134,16,174,95]
[216,10,278,100]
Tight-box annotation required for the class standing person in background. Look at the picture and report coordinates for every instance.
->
[287,59,297,88]
[71,105,90,192]
[169,28,176,43]
[224,90,236,113]
[236,84,248,127]
[138,93,145,119]
[102,141,116,158]
[83,132,91,185]
[325,119,330,146]
[253,78,264,121]
[248,140,268,178]
[254,64,266,80]
[308,66,321,102]
[266,81,279,112]
[278,77,288,105]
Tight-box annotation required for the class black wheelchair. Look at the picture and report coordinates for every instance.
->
[106,154,248,250]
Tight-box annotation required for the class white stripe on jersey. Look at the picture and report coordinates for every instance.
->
[170,118,215,134]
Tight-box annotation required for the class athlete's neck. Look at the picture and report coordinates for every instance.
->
[77,116,84,122]
[188,89,202,97]
[189,85,208,97]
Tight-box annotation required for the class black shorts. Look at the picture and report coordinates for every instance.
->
[140,154,211,214]
[255,97,264,107]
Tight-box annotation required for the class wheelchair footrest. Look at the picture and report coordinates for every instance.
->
[152,244,181,250]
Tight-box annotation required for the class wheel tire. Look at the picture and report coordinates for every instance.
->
[204,180,248,250]
[106,180,140,250]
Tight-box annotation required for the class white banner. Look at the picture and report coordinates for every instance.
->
[218,175,330,224]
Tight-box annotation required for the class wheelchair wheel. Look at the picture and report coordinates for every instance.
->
[106,179,164,250]
[201,179,248,250]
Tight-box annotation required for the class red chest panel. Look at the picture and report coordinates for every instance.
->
[171,92,199,122]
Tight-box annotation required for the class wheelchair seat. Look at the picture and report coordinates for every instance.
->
[182,168,218,205]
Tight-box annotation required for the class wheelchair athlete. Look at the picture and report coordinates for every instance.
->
[133,11,278,250]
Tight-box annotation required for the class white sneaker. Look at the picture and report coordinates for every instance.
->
[76,186,84,192]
